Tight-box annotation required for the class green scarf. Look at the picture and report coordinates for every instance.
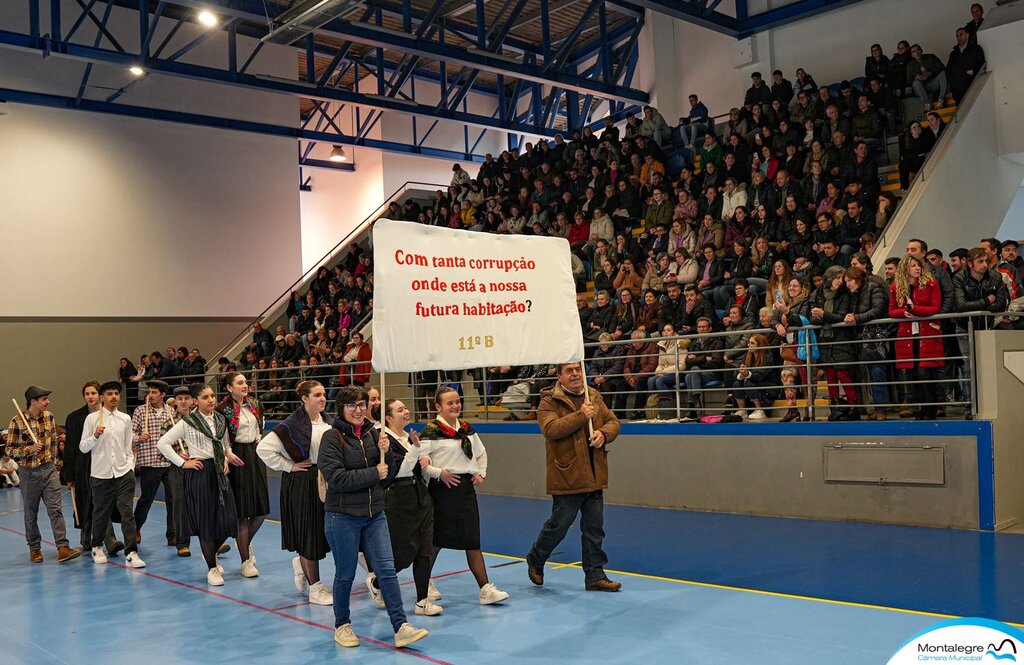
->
[183,410,230,500]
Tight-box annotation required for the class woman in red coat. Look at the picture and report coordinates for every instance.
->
[889,255,943,420]
[342,332,373,386]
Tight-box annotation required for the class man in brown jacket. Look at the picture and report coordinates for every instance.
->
[527,362,622,592]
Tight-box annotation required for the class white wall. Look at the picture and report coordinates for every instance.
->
[0,1,303,318]
[997,186,1024,243]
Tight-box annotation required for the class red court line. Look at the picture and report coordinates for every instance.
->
[275,567,471,609]
[0,525,452,665]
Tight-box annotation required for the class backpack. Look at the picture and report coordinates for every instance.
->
[794,315,820,362]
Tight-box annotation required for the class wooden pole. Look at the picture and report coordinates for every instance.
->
[577,361,595,438]
[69,486,79,525]
[11,399,41,447]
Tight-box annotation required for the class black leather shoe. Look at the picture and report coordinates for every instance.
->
[527,560,544,586]
[585,578,622,592]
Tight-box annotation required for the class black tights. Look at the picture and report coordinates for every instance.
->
[435,546,489,588]
[200,537,228,570]
[369,550,436,602]
[236,516,265,561]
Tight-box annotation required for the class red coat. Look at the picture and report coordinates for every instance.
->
[341,342,373,385]
[888,279,944,368]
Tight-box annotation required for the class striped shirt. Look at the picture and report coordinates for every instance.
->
[132,403,174,468]
[3,410,57,468]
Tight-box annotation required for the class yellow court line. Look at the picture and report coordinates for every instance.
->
[480,550,1024,628]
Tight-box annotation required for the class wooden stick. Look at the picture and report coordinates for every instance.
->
[11,399,41,446]
[577,361,595,438]
[379,373,387,426]
[144,402,150,433]
[97,402,104,429]
[69,485,79,525]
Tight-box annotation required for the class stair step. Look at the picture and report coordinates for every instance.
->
[882,182,901,192]
[771,399,831,408]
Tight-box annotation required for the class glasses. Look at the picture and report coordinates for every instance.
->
[343,401,368,411]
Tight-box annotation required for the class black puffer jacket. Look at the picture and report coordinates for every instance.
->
[318,418,395,517]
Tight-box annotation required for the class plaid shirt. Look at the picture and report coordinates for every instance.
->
[132,403,174,468]
[3,410,57,468]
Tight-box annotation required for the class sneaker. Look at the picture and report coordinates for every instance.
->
[414,599,444,616]
[292,556,307,593]
[207,568,224,586]
[748,410,767,420]
[478,583,509,605]
[427,579,442,601]
[125,552,146,569]
[394,623,428,648]
[92,546,108,565]
[241,557,259,578]
[215,556,224,574]
[733,409,747,418]
[334,623,359,648]
[308,581,334,606]
[366,573,385,608]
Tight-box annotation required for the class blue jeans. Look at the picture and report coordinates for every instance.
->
[647,374,678,393]
[528,490,608,583]
[325,511,407,631]
[866,362,889,414]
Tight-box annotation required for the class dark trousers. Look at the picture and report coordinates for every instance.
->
[528,490,608,583]
[19,463,69,550]
[91,473,138,554]
[72,475,116,551]
[134,466,174,539]
[166,466,191,546]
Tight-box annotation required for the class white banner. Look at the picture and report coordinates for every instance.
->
[371,219,584,372]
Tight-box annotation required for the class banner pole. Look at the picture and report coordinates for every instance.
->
[578,360,595,438]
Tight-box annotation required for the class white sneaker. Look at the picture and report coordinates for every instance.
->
[292,556,307,593]
[394,623,428,648]
[334,623,359,648]
[733,409,747,418]
[92,546,107,564]
[215,556,224,574]
[365,573,385,608]
[207,568,224,586]
[308,581,334,606]
[414,599,443,616]
[427,579,442,601]
[748,409,767,420]
[241,557,259,578]
[125,552,146,568]
[478,582,509,605]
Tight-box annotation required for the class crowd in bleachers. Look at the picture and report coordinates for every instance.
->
[115,4,1011,422]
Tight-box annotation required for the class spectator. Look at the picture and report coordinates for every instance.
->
[587,290,616,342]
[964,3,984,45]
[590,333,628,416]
[889,255,944,420]
[683,317,724,418]
[681,94,710,148]
[809,265,858,420]
[622,331,658,419]
[907,43,949,111]
[864,44,891,87]
[898,121,936,190]
[641,105,671,147]
[733,334,775,420]
[946,27,985,104]
[637,289,663,331]
[647,323,688,409]
[744,72,773,111]
[611,289,638,341]
[889,40,913,95]
[771,70,793,105]
[851,96,883,151]
[613,258,644,299]
[844,264,891,419]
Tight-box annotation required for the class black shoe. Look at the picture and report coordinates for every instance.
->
[217,543,231,555]
[843,408,861,421]
[527,558,544,586]
[780,408,800,423]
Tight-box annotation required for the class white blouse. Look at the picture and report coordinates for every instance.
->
[234,405,261,443]
[384,426,428,479]
[421,419,488,479]
[157,413,232,467]
[257,417,333,473]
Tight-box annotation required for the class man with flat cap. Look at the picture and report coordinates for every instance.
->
[3,386,81,563]
[63,380,121,556]
[131,378,177,546]
[166,385,194,556]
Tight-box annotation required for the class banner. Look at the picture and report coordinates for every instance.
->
[371,219,584,372]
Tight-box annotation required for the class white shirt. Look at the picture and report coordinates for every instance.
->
[257,416,332,473]
[80,408,135,479]
[384,426,426,479]
[0,458,18,473]
[156,413,232,467]
[421,418,488,479]
[234,405,260,443]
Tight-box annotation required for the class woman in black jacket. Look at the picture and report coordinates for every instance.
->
[811,266,859,420]
[318,385,428,650]
[844,266,891,419]
[898,121,936,189]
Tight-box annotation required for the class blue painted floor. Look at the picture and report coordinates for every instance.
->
[0,481,1019,664]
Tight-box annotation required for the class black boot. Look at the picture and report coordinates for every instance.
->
[780,407,801,423]
[828,397,848,421]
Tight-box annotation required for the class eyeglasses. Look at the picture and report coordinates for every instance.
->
[343,401,368,411]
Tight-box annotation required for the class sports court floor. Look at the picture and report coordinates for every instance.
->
[1,479,1021,664]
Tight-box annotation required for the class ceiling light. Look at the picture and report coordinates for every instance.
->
[329,145,347,162]
[129,65,146,76]
[197,10,218,27]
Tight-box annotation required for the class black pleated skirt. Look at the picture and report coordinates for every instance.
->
[183,462,237,542]
[229,441,270,518]
[281,467,329,561]
[384,481,434,571]
[429,475,480,551]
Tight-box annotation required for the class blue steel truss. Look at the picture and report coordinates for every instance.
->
[0,0,863,180]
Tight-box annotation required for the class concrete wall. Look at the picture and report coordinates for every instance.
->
[974,330,1024,531]
[475,422,984,529]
